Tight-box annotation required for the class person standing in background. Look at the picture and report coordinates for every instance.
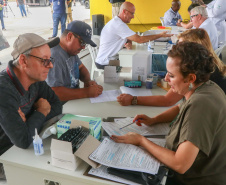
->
[0,0,6,30]
[16,0,27,17]
[109,0,125,18]
[66,0,73,26]
[49,0,70,38]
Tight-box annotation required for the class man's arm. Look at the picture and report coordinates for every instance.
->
[79,63,91,84]
[0,82,62,149]
[127,31,173,44]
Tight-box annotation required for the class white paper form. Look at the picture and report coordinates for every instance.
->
[120,86,152,96]
[90,90,121,103]
[88,165,141,185]
[89,137,160,174]
[102,117,170,137]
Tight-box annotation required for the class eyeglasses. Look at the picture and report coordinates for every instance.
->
[190,14,199,19]
[27,54,54,67]
[72,33,87,47]
[125,9,135,16]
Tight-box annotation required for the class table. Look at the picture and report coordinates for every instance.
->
[0,74,169,185]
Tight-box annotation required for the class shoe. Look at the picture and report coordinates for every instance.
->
[48,36,55,39]
[2,28,6,31]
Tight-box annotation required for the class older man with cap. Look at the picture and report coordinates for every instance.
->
[163,0,182,26]
[46,20,103,101]
[0,33,62,179]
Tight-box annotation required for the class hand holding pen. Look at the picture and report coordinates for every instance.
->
[119,119,142,130]
[133,114,154,126]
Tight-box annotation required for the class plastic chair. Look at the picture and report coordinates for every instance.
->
[160,17,164,26]
[215,43,226,57]
[87,35,104,80]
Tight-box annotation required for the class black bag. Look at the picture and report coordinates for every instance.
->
[107,166,168,185]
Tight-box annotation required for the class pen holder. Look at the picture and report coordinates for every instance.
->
[148,73,158,87]
[145,78,153,89]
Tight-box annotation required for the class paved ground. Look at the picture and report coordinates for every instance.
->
[0,1,91,71]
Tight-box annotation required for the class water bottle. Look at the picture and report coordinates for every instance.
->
[148,41,154,52]
[33,128,44,156]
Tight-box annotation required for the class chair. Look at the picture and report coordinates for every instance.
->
[160,17,164,26]
[87,35,104,80]
[215,43,226,57]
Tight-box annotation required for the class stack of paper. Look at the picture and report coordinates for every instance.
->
[90,86,152,103]
[102,117,170,137]
[88,138,166,184]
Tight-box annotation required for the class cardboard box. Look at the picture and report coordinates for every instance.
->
[56,114,102,140]
[104,60,120,83]
[51,120,101,171]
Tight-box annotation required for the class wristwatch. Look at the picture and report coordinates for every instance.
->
[131,96,137,105]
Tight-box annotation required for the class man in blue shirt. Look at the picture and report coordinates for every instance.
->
[49,0,70,38]
[163,0,182,26]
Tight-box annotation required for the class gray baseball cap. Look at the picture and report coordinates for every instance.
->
[11,33,60,59]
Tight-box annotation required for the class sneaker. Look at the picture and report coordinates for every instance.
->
[2,28,6,31]
[48,36,55,39]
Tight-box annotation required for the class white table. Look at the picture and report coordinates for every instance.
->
[0,74,169,185]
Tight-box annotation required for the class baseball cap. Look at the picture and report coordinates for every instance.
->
[11,33,60,59]
[67,20,97,47]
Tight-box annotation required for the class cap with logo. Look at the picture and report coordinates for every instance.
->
[11,33,60,59]
[67,20,97,47]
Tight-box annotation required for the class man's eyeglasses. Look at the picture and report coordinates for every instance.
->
[72,33,87,47]
[190,14,199,19]
[27,54,54,67]
[125,9,135,16]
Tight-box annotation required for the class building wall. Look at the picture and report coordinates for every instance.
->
[90,0,191,32]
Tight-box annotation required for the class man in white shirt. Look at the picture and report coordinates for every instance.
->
[205,0,226,44]
[163,0,182,26]
[190,6,218,50]
[95,2,172,69]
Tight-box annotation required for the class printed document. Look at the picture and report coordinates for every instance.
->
[90,90,121,103]
[102,117,170,137]
[89,137,161,174]
[90,87,152,103]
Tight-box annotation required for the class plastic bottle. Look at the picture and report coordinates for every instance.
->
[33,128,44,156]
[148,40,153,52]
[40,124,57,139]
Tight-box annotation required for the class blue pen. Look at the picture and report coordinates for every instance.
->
[119,119,140,130]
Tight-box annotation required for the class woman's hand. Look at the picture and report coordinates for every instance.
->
[133,114,155,126]
[111,132,144,146]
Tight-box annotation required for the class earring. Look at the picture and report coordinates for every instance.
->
[189,83,193,91]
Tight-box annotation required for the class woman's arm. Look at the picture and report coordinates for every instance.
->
[134,105,180,126]
[117,88,183,107]
[111,133,199,174]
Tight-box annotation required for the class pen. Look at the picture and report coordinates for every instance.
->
[119,122,135,130]
[119,119,140,130]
